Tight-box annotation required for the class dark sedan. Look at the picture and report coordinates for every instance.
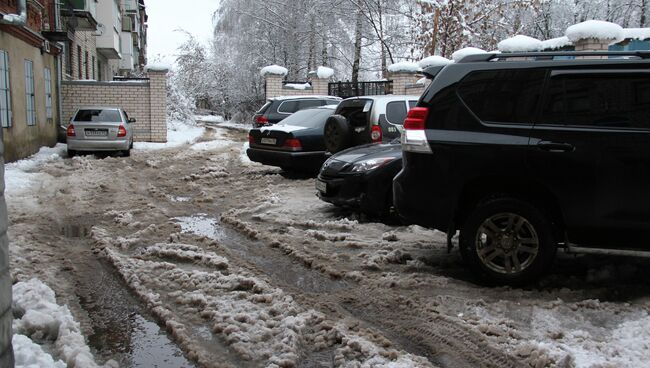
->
[247,106,336,172]
[316,140,402,219]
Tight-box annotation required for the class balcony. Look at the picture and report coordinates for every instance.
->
[60,0,98,31]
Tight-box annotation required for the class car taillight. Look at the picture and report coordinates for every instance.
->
[402,107,432,154]
[117,125,127,137]
[403,107,429,130]
[66,124,76,137]
[248,133,255,145]
[371,124,382,143]
[255,116,269,125]
[283,138,302,151]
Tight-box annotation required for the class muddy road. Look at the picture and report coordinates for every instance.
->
[8,125,650,367]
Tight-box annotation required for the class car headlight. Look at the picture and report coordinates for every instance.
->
[349,157,396,172]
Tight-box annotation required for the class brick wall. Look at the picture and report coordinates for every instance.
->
[388,72,423,96]
[574,38,610,59]
[264,74,331,99]
[61,70,168,142]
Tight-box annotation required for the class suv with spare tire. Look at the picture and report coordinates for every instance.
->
[324,95,419,153]
[394,51,650,285]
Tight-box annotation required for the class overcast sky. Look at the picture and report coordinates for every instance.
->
[146,0,221,65]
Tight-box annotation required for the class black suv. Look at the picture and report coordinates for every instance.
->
[253,96,341,127]
[394,51,650,284]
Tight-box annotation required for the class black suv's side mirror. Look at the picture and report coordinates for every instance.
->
[128,118,136,123]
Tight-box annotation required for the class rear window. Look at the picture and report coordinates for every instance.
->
[336,99,372,127]
[458,69,546,124]
[74,109,122,122]
[277,100,300,113]
[386,101,408,124]
[277,109,334,127]
[256,101,272,114]
[297,99,322,110]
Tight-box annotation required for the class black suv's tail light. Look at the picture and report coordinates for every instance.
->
[402,107,432,153]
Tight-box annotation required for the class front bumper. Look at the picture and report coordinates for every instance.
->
[67,138,130,151]
[246,147,326,171]
[316,171,391,216]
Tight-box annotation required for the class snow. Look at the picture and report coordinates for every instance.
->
[541,36,573,50]
[498,35,543,52]
[416,77,428,85]
[194,114,224,123]
[260,124,308,133]
[214,120,251,132]
[144,63,171,72]
[13,334,66,368]
[4,144,66,197]
[260,64,288,77]
[12,278,102,368]
[133,119,204,150]
[451,47,488,62]
[387,61,421,73]
[623,28,650,40]
[565,20,624,43]
[316,66,335,79]
[190,139,231,151]
[284,82,311,90]
[418,55,451,68]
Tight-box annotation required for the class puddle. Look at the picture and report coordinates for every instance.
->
[173,215,345,294]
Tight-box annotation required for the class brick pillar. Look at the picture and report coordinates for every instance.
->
[265,75,283,99]
[310,77,329,96]
[148,69,168,142]
[388,72,420,95]
[574,38,610,59]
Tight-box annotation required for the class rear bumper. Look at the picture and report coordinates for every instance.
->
[67,138,130,151]
[246,147,326,171]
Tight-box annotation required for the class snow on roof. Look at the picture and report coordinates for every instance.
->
[260,64,288,77]
[316,66,335,79]
[145,63,171,72]
[387,61,421,73]
[451,47,488,63]
[623,28,650,40]
[541,36,573,50]
[498,35,543,52]
[418,55,451,68]
[565,20,624,43]
[284,82,311,90]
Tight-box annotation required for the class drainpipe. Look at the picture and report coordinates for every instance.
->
[0,0,27,26]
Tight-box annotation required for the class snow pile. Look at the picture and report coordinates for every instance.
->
[284,82,311,90]
[144,63,172,72]
[416,77,428,85]
[134,118,204,150]
[316,66,335,79]
[541,36,573,50]
[194,115,225,123]
[4,144,66,196]
[141,243,229,269]
[260,64,288,77]
[565,20,624,43]
[452,47,488,62]
[12,278,103,368]
[418,55,451,68]
[13,334,66,368]
[498,35,543,52]
[623,28,650,40]
[387,61,421,73]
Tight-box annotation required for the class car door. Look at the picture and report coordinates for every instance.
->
[528,69,650,248]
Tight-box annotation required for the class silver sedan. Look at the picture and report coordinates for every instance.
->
[66,107,135,157]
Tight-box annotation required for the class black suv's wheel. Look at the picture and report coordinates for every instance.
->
[459,197,556,285]
[324,115,351,153]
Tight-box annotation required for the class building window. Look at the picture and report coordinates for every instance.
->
[44,67,53,119]
[65,43,73,76]
[0,50,12,128]
[77,45,82,79]
[92,56,96,79]
[85,51,89,79]
[24,60,36,126]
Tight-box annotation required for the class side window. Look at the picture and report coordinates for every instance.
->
[458,69,546,124]
[277,100,299,113]
[386,101,408,125]
[123,110,129,122]
[540,73,650,129]
[408,101,417,109]
[297,99,322,110]
[0,50,11,128]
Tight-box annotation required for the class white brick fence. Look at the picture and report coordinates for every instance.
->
[61,70,168,142]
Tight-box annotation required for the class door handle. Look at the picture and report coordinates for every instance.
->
[537,141,574,153]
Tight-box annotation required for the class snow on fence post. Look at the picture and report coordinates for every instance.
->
[566,20,624,58]
[387,61,423,96]
[261,65,288,100]
[310,66,334,96]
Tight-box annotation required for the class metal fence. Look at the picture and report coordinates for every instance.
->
[328,81,393,98]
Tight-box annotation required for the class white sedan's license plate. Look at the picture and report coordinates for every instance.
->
[315,180,327,193]
[85,129,108,137]
[260,138,276,145]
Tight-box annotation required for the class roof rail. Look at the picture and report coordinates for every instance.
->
[458,51,650,63]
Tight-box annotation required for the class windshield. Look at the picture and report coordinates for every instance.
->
[74,109,122,122]
[277,109,334,127]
